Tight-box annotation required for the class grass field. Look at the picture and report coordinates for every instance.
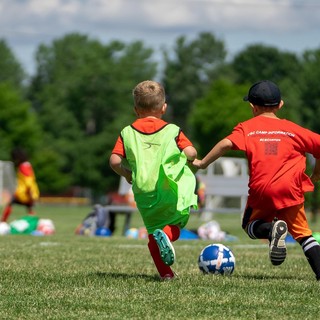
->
[1,204,320,320]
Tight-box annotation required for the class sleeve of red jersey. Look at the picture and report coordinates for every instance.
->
[301,127,320,159]
[176,130,194,150]
[111,135,126,158]
[226,123,246,151]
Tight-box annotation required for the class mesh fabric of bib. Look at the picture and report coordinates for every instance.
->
[121,124,197,234]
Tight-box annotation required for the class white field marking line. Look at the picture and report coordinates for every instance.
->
[39,242,60,246]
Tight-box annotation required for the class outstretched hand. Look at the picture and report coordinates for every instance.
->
[192,159,202,169]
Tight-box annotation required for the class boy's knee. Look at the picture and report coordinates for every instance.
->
[163,225,180,242]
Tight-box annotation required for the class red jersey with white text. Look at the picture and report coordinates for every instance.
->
[227,116,320,210]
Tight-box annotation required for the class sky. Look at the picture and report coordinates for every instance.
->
[1,0,320,76]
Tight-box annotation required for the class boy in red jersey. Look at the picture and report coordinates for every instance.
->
[1,147,40,222]
[193,80,320,280]
[110,80,197,280]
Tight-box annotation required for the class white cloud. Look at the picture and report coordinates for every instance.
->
[28,0,62,15]
[0,0,320,75]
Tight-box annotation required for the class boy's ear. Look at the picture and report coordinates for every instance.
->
[161,103,167,114]
[249,103,257,111]
[249,102,260,116]
[278,100,284,109]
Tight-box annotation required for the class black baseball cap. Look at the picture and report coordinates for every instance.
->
[243,80,281,106]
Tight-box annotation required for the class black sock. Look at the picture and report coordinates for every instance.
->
[246,220,272,239]
[300,236,320,280]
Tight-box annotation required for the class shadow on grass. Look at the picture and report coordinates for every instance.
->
[89,271,159,281]
[238,273,296,280]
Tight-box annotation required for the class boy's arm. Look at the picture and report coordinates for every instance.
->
[183,146,197,162]
[193,138,233,169]
[310,158,320,184]
[109,154,132,184]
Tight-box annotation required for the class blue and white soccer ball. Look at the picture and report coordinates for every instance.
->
[198,243,235,275]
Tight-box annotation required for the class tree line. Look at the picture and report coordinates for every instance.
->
[0,32,320,204]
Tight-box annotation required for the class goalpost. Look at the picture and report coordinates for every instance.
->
[0,161,16,207]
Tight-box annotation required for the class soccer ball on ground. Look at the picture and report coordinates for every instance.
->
[0,222,10,235]
[125,228,139,239]
[37,219,55,235]
[198,243,235,275]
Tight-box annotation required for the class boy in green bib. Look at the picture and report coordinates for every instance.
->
[110,80,198,280]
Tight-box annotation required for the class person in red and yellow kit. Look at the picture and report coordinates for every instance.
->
[1,147,40,222]
[193,80,320,281]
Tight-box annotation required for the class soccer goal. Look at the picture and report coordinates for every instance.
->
[0,161,16,206]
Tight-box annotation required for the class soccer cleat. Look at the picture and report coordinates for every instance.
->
[153,229,175,266]
[269,219,288,266]
[160,270,179,281]
[160,274,175,281]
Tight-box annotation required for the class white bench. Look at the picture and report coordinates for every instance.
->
[106,157,249,233]
[196,157,249,214]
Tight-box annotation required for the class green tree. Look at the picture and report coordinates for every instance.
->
[162,32,227,131]
[298,48,320,219]
[189,79,250,157]
[231,44,301,84]
[0,83,41,160]
[299,48,320,132]
[28,33,157,196]
[0,39,25,89]
[33,148,72,195]
[231,44,304,125]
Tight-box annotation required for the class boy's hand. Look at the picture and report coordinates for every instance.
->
[192,159,202,169]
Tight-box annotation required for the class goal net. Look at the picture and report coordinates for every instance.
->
[0,161,16,206]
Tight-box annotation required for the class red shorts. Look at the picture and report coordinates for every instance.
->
[242,203,312,241]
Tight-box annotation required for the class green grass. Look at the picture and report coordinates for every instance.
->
[1,205,320,319]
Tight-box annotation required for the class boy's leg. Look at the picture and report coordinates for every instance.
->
[242,205,274,239]
[26,202,35,215]
[153,228,176,266]
[299,236,320,280]
[245,219,272,239]
[243,206,287,265]
[1,197,17,222]
[152,225,180,266]
[1,205,12,222]
[163,225,180,242]
[148,234,174,279]
[245,218,287,265]
[283,203,320,280]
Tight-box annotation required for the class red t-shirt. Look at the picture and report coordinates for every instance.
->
[112,118,193,157]
[227,116,320,210]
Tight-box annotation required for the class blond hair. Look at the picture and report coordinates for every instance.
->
[133,80,166,111]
